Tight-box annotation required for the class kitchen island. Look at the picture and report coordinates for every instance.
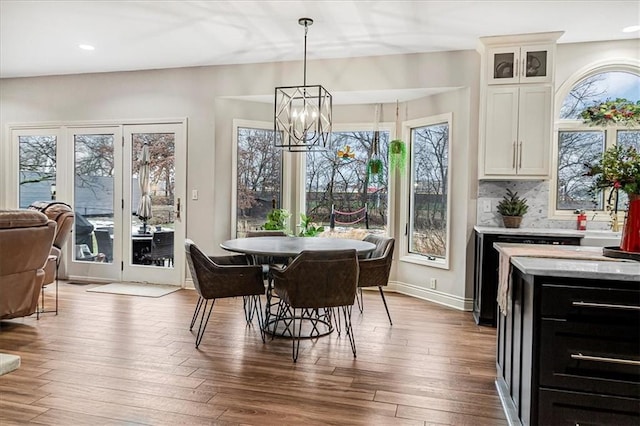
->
[493,243,639,426]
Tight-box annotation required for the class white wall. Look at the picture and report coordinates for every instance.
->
[4,39,633,310]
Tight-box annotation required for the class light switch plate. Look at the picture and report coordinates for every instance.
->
[482,200,491,213]
[192,189,198,200]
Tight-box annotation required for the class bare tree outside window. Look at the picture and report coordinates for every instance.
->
[236,127,282,236]
[18,135,57,208]
[305,131,389,231]
[410,122,449,259]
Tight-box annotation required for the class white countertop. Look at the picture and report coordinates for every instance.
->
[494,242,640,282]
[511,256,640,282]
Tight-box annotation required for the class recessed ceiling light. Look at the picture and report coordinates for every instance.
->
[78,44,95,51]
[622,25,640,33]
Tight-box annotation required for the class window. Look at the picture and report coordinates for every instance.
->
[407,115,451,267]
[554,71,640,214]
[18,134,57,208]
[235,125,282,236]
[305,130,389,233]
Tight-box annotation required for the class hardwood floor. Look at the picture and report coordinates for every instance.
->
[0,282,506,425]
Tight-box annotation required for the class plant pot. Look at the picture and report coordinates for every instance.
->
[502,216,522,228]
[390,140,404,154]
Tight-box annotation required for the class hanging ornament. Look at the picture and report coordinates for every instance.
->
[367,104,384,180]
[389,100,407,173]
[337,145,355,159]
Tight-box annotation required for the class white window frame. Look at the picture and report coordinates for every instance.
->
[231,119,290,238]
[298,121,396,236]
[400,113,453,270]
[549,61,640,221]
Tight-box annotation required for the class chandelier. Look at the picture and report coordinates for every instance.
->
[274,18,332,152]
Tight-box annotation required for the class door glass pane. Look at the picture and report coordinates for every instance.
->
[410,122,449,260]
[131,133,175,268]
[74,134,115,262]
[236,127,282,236]
[18,135,56,208]
[493,52,515,79]
[525,51,547,77]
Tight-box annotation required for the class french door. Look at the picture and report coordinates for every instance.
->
[13,121,186,285]
[66,123,186,285]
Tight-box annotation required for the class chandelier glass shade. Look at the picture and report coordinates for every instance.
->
[274,18,332,152]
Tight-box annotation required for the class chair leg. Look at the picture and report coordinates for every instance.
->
[195,299,215,348]
[378,286,393,326]
[189,296,203,331]
[341,305,357,358]
[250,295,265,343]
[332,307,342,336]
[356,288,364,313]
[292,308,303,362]
[243,296,254,323]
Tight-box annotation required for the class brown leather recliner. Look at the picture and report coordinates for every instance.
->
[0,210,56,320]
[28,202,74,314]
[29,203,73,276]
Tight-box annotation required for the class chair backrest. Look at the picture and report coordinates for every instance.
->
[273,249,358,309]
[363,234,394,260]
[28,201,74,250]
[0,210,56,319]
[94,228,113,261]
[150,231,174,258]
[184,239,263,300]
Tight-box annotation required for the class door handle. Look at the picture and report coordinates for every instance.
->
[514,58,518,78]
[512,141,516,169]
[518,141,523,168]
[175,198,181,220]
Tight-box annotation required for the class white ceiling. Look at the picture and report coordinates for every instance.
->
[1,0,638,80]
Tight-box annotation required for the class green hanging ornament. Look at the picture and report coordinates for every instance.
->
[389,139,407,172]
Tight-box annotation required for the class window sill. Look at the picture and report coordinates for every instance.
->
[400,253,449,270]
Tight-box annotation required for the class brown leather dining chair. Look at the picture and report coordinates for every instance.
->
[357,234,395,325]
[185,239,266,348]
[269,249,359,362]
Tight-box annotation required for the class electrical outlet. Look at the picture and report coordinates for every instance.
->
[191,189,198,200]
[429,278,437,289]
[482,200,491,213]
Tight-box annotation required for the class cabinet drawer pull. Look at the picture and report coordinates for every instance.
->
[572,301,640,311]
[515,58,519,77]
[512,141,516,168]
[571,353,640,366]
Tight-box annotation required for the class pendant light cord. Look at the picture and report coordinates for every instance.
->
[303,21,308,87]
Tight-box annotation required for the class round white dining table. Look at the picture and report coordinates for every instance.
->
[220,236,376,258]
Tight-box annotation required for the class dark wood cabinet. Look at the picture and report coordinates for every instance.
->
[497,269,640,425]
[473,231,581,326]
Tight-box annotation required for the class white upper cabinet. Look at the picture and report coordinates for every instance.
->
[488,44,554,85]
[484,85,552,176]
[478,31,563,179]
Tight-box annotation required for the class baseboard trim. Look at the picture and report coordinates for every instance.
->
[387,281,473,311]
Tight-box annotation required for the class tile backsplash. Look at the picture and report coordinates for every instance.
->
[477,180,610,230]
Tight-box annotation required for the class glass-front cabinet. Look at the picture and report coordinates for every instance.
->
[487,44,553,85]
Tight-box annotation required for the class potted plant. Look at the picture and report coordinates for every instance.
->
[367,158,383,176]
[298,213,324,237]
[497,188,529,228]
[585,145,640,252]
[262,208,290,231]
[389,139,407,172]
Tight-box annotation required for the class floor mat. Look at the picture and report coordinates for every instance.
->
[86,283,180,298]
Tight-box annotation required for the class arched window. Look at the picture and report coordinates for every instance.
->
[553,70,639,214]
